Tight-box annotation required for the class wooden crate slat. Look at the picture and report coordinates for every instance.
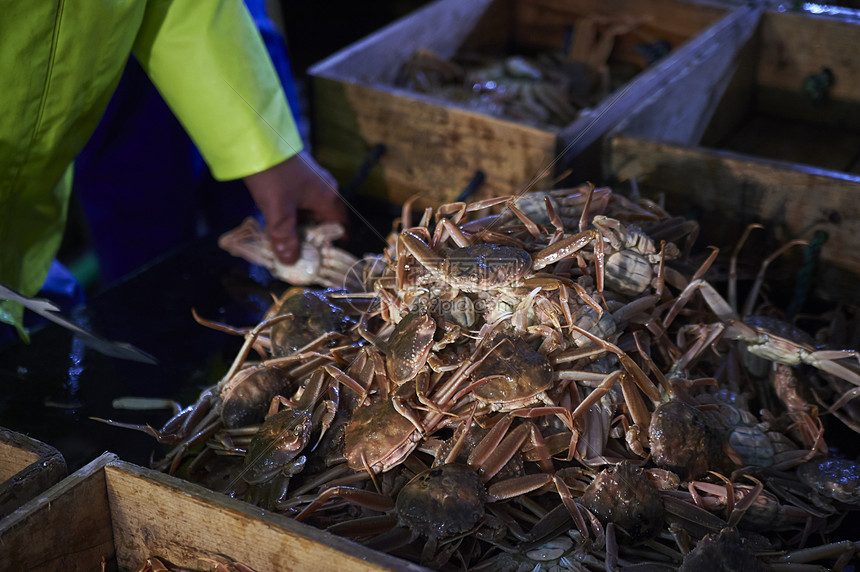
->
[514,0,727,56]
[0,453,427,572]
[0,443,39,482]
[310,0,500,85]
[556,3,759,168]
[310,0,737,204]
[105,462,424,572]
[720,114,860,172]
[757,12,860,103]
[313,77,557,207]
[605,3,763,148]
[607,135,860,304]
[0,453,114,572]
[754,11,860,131]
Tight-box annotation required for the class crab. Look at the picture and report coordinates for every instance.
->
[296,412,589,568]
[218,217,362,291]
[662,228,860,421]
[399,223,603,296]
[223,367,340,507]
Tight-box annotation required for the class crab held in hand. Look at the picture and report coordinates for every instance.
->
[218,217,361,290]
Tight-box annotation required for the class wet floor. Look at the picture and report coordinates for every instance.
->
[0,198,398,472]
[0,235,291,471]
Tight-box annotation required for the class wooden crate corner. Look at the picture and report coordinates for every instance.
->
[0,453,426,572]
[0,426,67,519]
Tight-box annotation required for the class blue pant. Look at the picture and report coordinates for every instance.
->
[74,0,303,285]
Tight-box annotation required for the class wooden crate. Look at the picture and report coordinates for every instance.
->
[0,426,66,519]
[0,453,427,572]
[309,0,759,208]
[614,8,860,171]
[607,9,860,304]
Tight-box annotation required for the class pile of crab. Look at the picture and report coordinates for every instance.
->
[393,14,662,129]
[102,183,860,571]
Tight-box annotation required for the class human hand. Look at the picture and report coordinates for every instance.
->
[244,151,348,265]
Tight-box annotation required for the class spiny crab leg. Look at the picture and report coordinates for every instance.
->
[569,281,604,320]
[577,182,595,235]
[396,194,422,233]
[468,413,588,536]
[569,370,623,422]
[487,472,590,540]
[662,247,722,328]
[544,196,566,246]
[435,201,466,224]
[464,194,514,213]
[743,238,808,318]
[664,274,860,401]
[479,421,548,481]
[396,226,432,291]
[439,402,478,465]
[831,384,860,414]
[769,540,859,568]
[321,364,372,402]
[400,230,446,279]
[421,338,507,430]
[633,330,671,396]
[618,372,651,432]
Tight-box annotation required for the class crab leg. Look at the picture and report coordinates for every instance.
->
[506,201,544,239]
[533,229,599,271]
[436,218,473,247]
[295,485,395,522]
[569,370,623,422]
[742,238,808,318]
[569,324,661,402]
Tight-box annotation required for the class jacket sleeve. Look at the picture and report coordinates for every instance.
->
[132,0,303,181]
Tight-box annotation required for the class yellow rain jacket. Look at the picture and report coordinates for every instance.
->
[0,0,303,339]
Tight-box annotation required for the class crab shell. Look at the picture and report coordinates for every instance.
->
[395,463,486,539]
[470,336,553,411]
[401,231,532,292]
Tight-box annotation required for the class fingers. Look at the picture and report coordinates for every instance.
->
[244,152,349,266]
[266,204,300,265]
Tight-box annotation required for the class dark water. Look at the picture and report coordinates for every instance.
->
[0,236,282,471]
[0,196,396,472]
